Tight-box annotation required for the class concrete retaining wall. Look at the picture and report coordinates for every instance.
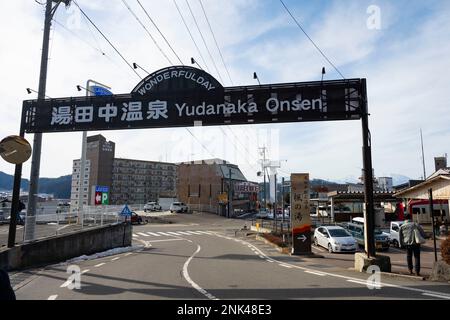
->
[0,222,132,271]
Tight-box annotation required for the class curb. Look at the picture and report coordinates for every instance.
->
[255,234,290,254]
[379,272,426,281]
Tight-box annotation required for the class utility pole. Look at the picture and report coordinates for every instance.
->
[420,129,427,180]
[25,0,71,241]
[429,188,438,262]
[259,147,267,211]
[228,167,232,218]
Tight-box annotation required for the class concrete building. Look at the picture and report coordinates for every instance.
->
[435,156,448,172]
[70,135,177,207]
[177,159,256,216]
[378,177,394,192]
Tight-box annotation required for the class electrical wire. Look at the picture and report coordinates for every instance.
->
[72,0,142,79]
[185,0,224,84]
[173,0,210,72]
[279,0,345,79]
[198,0,233,85]
[121,0,173,65]
[136,0,184,65]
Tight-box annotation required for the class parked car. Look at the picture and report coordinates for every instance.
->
[344,222,390,251]
[5,212,26,225]
[313,226,357,253]
[144,202,162,212]
[389,221,405,248]
[130,211,143,224]
[255,209,269,219]
[170,202,189,213]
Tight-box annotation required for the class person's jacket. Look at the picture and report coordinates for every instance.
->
[0,269,16,300]
[400,221,426,246]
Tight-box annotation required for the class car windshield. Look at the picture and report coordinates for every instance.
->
[328,229,351,237]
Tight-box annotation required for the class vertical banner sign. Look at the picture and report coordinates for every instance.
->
[94,186,109,206]
[291,173,312,255]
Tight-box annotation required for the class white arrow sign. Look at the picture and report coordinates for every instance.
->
[297,234,307,242]
[95,194,101,203]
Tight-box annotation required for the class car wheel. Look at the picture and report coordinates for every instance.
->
[392,240,399,248]
[328,243,334,253]
[314,237,318,247]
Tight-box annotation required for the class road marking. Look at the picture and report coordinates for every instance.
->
[132,234,138,238]
[185,231,202,235]
[182,244,219,300]
[146,232,161,236]
[94,263,106,268]
[137,232,150,237]
[48,295,58,300]
[82,269,89,274]
[147,238,185,243]
[347,279,373,286]
[157,232,172,236]
[176,231,192,235]
[111,257,120,261]
[219,233,450,299]
[279,264,293,269]
[124,253,133,256]
[305,271,327,276]
[167,231,183,236]
[196,231,212,235]
[60,279,72,288]
[422,293,450,300]
[57,224,71,231]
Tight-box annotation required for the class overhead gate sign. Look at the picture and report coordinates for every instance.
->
[21,66,364,133]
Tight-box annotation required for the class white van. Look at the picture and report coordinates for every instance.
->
[389,221,405,248]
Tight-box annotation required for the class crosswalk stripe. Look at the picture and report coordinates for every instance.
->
[137,232,150,237]
[176,231,192,235]
[167,232,182,236]
[157,232,172,236]
[132,234,138,237]
[146,232,161,236]
[196,231,212,235]
[185,231,202,235]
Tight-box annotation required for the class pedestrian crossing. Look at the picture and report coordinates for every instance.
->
[132,230,214,238]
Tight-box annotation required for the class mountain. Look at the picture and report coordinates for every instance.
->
[0,171,71,199]
[391,174,412,186]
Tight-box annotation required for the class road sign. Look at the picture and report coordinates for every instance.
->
[120,204,132,216]
[218,192,228,204]
[89,85,113,96]
[0,135,32,164]
[21,66,364,134]
[94,186,109,205]
[291,173,312,255]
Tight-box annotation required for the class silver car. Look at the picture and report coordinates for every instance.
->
[314,226,357,253]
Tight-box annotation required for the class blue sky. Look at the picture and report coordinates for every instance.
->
[0,0,449,184]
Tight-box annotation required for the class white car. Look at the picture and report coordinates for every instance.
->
[313,226,357,253]
[144,202,162,212]
[170,202,189,213]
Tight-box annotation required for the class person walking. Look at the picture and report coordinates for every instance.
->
[0,269,16,300]
[399,219,427,276]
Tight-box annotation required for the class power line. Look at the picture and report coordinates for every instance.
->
[279,0,345,79]
[185,0,224,84]
[136,0,184,65]
[72,0,142,79]
[121,0,173,65]
[173,0,210,72]
[198,0,233,86]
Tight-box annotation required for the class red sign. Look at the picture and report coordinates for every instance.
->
[94,192,102,205]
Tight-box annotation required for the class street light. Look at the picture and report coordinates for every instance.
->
[191,57,204,70]
[132,62,150,75]
[26,88,51,99]
[253,72,261,85]
[321,67,326,82]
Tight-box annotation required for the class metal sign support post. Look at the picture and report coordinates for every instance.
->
[7,107,26,248]
[428,188,438,262]
[361,79,376,258]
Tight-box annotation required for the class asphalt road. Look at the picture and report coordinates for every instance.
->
[13,212,450,300]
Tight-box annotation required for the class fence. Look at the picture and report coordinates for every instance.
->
[0,203,148,247]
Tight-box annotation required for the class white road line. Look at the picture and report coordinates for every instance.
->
[422,293,450,300]
[82,269,89,274]
[60,279,72,288]
[167,231,183,236]
[196,231,212,235]
[347,279,372,286]
[305,271,327,277]
[48,295,58,300]
[279,264,293,269]
[111,257,120,261]
[182,244,219,300]
[57,224,71,231]
[137,232,150,237]
[177,231,192,236]
[132,234,138,237]
[258,255,265,259]
[146,232,161,236]
[216,233,450,299]
[124,253,133,256]
[147,238,185,243]
[94,263,106,268]
[157,232,172,236]
[185,231,202,235]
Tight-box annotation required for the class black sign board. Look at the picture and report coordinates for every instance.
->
[22,66,364,133]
